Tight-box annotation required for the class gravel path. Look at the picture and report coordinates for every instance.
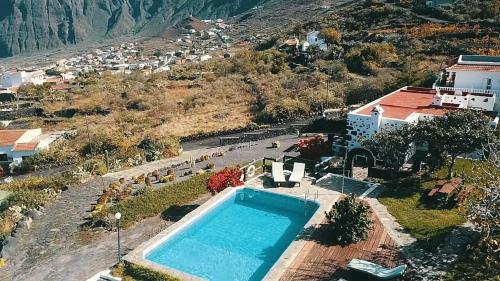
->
[0,135,300,281]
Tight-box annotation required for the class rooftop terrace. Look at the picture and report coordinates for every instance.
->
[353,87,448,120]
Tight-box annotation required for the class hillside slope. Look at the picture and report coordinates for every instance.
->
[0,0,265,58]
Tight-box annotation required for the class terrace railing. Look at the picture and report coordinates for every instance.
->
[434,86,500,98]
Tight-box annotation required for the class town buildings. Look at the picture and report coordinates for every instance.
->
[0,129,64,165]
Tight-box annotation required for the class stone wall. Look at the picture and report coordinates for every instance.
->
[0,107,44,120]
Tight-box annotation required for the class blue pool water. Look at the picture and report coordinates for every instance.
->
[146,188,319,281]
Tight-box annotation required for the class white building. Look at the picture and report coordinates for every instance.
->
[306,31,328,51]
[1,70,46,88]
[200,54,212,62]
[0,129,64,165]
[435,55,500,111]
[346,86,499,151]
[426,0,455,7]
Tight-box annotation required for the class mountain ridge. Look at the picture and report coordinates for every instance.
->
[0,0,265,58]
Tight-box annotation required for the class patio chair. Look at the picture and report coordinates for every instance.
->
[272,162,287,187]
[288,162,306,187]
[347,259,407,280]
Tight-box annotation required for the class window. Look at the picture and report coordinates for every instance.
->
[0,154,8,161]
[482,78,492,90]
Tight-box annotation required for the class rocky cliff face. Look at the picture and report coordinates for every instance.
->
[0,0,262,58]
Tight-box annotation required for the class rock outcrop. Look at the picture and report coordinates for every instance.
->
[0,0,263,57]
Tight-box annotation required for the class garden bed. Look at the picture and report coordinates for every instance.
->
[95,173,211,228]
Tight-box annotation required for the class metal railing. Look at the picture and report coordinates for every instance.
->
[434,86,500,98]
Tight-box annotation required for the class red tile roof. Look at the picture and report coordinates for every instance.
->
[446,64,500,72]
[0,130,27,146]
[12,142,39,151]
[355,87,449,120]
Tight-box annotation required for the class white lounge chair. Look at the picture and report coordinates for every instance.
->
[288,162,306,187]
[347,259,407,280]
[272,162,287,187]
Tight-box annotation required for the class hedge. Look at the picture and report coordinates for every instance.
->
[112,262,181,281]
[106,173,210,227]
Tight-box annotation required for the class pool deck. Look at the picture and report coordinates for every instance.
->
[279,215,405,281]
[123,175,341,281]
[124,173,402,281]
[249,174,405,281]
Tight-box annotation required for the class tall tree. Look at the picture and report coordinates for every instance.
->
[468,141,500,242]
[416,110,495,179]
[362,124,415,179]
[448,141,500,280]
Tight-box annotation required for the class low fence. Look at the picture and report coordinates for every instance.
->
[219,125,306,146]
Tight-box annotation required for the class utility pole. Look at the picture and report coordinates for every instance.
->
[85,116,93,156]
[326,79,329,111]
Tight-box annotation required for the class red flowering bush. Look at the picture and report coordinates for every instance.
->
[297,135,330,161]
[207,167,243,194]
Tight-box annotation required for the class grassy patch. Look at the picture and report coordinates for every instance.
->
[378,159,477,244]
[105,174,210,227]
[112,262,181,281]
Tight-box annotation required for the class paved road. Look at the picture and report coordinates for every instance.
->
[0,135,300,281]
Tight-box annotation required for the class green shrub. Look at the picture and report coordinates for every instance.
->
[138,135,180,162]
[325,194,373,245]
[80,131,130,157]
[345,43,398,75]
[104,174,210,227]
[257,98,310,123]
[18,145,82,172]
[5,190,50,210]
[112,262,180,281]
[82,159,107,175]
[0,175,75,192]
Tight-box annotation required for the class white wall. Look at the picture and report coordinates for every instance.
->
[306,31,328,51]
[12,151,35,165]
[453,71,500,91]
[437,93,496,111]
[0,145,13,161]
[1,71,45,88]
[346,113,410,150]
[1,72,23,88]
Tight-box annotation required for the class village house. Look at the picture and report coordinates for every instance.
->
[1,70,46,89]
[435,55,500,111]
[346,86,499,151]
[306,31,328,51]
[0,129,64,165]
[345,55,500,154]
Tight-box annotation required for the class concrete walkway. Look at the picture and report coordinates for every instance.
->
[365,198,417,247]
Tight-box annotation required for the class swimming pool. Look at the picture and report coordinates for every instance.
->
[145,188,319,281]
